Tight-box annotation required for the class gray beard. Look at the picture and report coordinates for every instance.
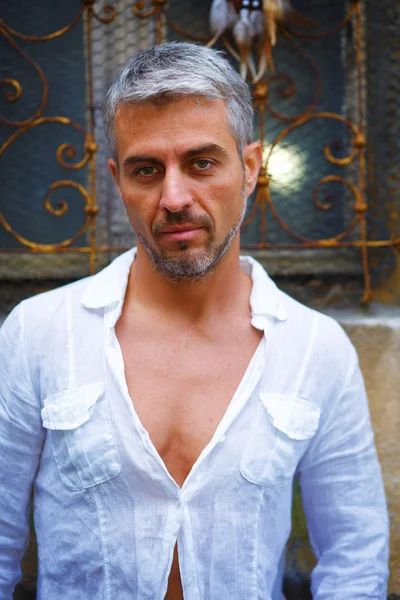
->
[137,196,247,282]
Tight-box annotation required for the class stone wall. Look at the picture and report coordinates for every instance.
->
[285,304,400,597]
[344,311,400,595]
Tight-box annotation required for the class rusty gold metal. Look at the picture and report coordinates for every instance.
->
[0,78,22,102]
[133,1,162,19]
[0,21,48,126]
[0,0,97,263]
[240,0,378,303]
[313,175,362,211]
[0,0,398,303]
[241,111,363,247]
[44,183,69,217]
[353,133,366,149]
[92,4,117,24]
[261,28,323,123]
[0,177,92,252]
[82,0,99,273]
[287,2,357,39]
[242,167,270,244]
[252,82,268,102]
[0,7,84,41]
[132,0,166,43]
[353,0,372,303]
[85,205,99,217]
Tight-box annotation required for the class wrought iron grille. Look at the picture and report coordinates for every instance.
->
[365,0,400,289]
[1,0,399,302]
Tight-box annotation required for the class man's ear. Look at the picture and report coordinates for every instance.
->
[108,158,121,196]
[243,141,262,197]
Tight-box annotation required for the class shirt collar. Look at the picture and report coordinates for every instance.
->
[240,255,288,322]
[81,248,136,309]
[82,247,287,322]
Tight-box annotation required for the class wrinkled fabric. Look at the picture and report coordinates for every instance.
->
[0,249,389,599]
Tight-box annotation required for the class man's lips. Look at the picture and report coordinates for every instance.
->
[158,225,204,241]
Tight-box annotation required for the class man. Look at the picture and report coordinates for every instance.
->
[0,42,389,599]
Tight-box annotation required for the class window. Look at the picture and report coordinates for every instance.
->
[0,0,399,301]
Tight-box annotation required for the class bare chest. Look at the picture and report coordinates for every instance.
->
[116,321,262,486]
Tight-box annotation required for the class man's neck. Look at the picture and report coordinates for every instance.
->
[124,238,251,327]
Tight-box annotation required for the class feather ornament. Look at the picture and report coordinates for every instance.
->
[233,9,257,78]
[263,0,292,46]
[209,0,294,82]
[209,0,238,38]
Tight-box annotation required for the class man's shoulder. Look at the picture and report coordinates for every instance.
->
[0,276,95,372]
[20,275,93,318]
[269,289,357,411]
[11,249,135,328]
[3,275,95,345]
[277,287,355,372]
[281,288,348,340]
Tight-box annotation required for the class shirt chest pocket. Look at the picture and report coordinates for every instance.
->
[240,393,320,488]
[41,383,121,491]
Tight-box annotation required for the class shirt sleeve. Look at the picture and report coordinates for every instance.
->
[297,341,389,599]
[0,304,44,597]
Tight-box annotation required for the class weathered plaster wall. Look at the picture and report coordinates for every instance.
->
[286,306,400,596]
[345,317,400,594]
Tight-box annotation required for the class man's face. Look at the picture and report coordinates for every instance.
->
[108,96,261,280]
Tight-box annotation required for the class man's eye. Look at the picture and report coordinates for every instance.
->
[137,166,157,176]
[194,159,212,170]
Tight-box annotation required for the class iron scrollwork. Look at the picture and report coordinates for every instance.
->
[0,0,399,301]
[124,0,398,302]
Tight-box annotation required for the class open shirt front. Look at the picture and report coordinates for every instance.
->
[0,249,389,599]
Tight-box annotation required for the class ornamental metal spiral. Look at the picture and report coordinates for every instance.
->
[0,0,399,301]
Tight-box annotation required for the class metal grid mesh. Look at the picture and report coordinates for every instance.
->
[91,0,157,251]
[0,0,398,296]
[366,0,400,288]
[0,0,88,249]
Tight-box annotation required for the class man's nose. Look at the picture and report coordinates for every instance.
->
[159,169,194,213]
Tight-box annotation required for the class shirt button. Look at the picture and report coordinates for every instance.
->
[65,412,75,422]
[173,497,181,508]
[109,463,120,476]
[186,575,195,585]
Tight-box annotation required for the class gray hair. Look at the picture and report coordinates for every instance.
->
[102,42,254,159]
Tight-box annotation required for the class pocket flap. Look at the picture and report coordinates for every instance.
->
[42,383,105,431]
[260,393,320,440]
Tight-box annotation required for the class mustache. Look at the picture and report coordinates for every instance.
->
[152,210,214,236]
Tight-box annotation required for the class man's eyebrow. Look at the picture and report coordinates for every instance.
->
[122,155,164,170]
[183,144,229,160]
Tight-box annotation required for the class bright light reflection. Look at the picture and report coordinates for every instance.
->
[262,145,305,192]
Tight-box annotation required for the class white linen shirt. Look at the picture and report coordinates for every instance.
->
[0,249,389,600]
